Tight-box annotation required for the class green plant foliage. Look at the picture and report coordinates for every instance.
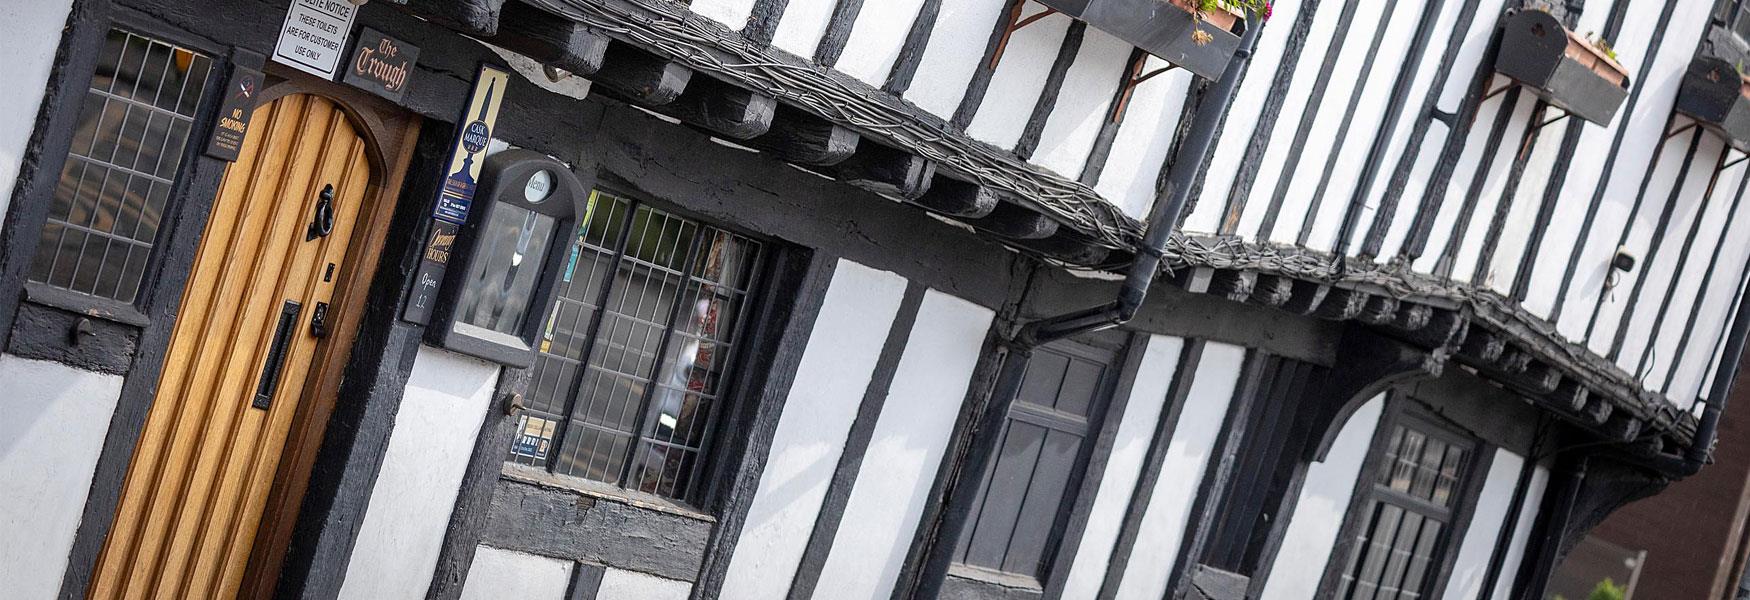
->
[1588,578,1626,600]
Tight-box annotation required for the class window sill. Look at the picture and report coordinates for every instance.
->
[24,282,150,327]
[947,563,1045,593]
[500,463,717,523]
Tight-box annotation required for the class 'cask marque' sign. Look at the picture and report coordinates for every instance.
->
[342,28,419,102]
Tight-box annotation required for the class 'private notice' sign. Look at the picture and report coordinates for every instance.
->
[272,0,357,79]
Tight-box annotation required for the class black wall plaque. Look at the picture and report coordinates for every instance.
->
[205,63,263,161]
[343,27,419,102]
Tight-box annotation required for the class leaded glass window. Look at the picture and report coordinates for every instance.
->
[30,29,213,303]
[507,190,764,504]
[1332,416,1476,600]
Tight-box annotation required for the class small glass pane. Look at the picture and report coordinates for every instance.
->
[29,29,210,304]
[451,203,558,340]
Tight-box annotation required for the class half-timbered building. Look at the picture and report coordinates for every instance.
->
[2,0,1748,598]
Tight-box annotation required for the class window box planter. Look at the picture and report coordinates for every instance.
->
[1493,9,1630,125]
[1038,0,1243,80]
[1676,56,1750,151]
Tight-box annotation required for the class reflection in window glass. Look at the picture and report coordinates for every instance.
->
[452,203,557,341]
[30,29,212,303]
[507,191,764,504]
[1334,419,1474,599]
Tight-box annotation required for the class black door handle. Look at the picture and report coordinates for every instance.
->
[307,184,335,241]
[253,300,302,410]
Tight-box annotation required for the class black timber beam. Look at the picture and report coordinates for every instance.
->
[1209,270,1258,303]
[1248,274,1295,308]
[1006,232,1114,266]
[400,0,508,36]
[491,1,611,75]
[1358,295,1400,326]
[593,41,693,106]
[965,201,1059,240]
[746,104,861,166]
[913,175,998,218]
[826,141,934,199]
[664,76,778,139]
[1311,287,1368,321]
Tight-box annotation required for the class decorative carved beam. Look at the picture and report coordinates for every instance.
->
[666,76,778,139]
[492,1,610,75]
[746,104,860,166]
[1359,295,1400,325]
[1582,395,1613,425]
[1209,270,1257,302]
[1308,329,1442,460]
[1249,274,1295,307]
[913,175,998,218]
[827,142,934,199]
[1282,280,1329,316]
[1312,288,1367,321]
[1601,412,1643,443]
[1553,378,1589,413]
[1459,327,1507,364]
[593,42,692,106]
[967,202,1059,240]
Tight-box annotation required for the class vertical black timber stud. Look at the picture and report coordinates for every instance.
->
[1334,0,1450,258]
[1549,0,1686,319]
[786,283,927,600]
[1432,89,1525,278]
[425,368,529,600]
[951,0,1026,131]
[1219,0,1325,234]
[744,0,792,46]
[1475,418,1550,597]
[690,250,839,599]
[1254,0,1366,238]
[1401,24,1509,263]
[276,123,454,600]
[1359,0,1490,256]
[1292,0,1405,246]
[1509,117,1588,300]
[1095,341,1206,600]
[1079,48,1150,187]
[813,0,865,67]
[1165,352,1269,598]
[1014,21,1087,160]
[1470,98,1550,282]
[1590,129,1703,350]
[883,0,944,95]
[1634,152,1736,380]
[1508,452,1589,600]
[1657,170,1750,392]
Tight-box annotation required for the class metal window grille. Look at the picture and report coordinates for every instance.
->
[29,29,213,303]
[507,190,764,503]
[1333,418,1475,600]
[953,341,1115,580]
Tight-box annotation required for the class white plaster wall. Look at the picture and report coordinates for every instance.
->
[1299,0,1429,252]
[1483,124,1570,293]
[687,0,758,32]
[1182,0,1308,234]
[1375,0,1510,259]
[0,0,73,223]
[1344,0,1470,256]
[1113,342,1247,600]
[1590,132,1723,356]
[339,347,500,600]
[1447,94,1540,283]
[600,568,693,599]
[1093,56,1193,220]
[1030,28,1130,179]
[833,0,929,86]
[1410,88,1513,275]
[1636,163,1748,389]
[1442,449,1527,600]
[1489,463,1551,598]
[718,260,907,599]
[903,0,1010,118]
[458,546,572,600]
[1265,0,1394,246]
[813,290,994,600]
[1672,227,1750,401]
[1258,395,1385,600]
[965,3,1071,149]
[1523,0,1673,318]
[0,354,124,600]
[769,0,836,60]
[1234,0,1347,237]
[1060,335,1186,598]
[1557,0,1714,340]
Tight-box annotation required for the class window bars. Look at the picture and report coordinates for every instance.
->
[30,29,212,303]
[1333,419,1474,599]
[509,190,763,504]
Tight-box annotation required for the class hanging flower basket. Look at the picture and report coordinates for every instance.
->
[1493,9,1631,125]
[1037,0,1246,80]
[1676,56,1750,151]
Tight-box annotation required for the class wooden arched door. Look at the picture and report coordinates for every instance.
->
[90,93,375,600]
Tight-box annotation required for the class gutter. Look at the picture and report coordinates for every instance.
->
[1015,20,1266,348]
